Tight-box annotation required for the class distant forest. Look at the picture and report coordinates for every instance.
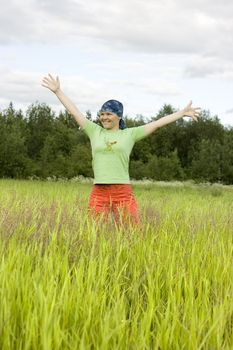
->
[1,102,233,184]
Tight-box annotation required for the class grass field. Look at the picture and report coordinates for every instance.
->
[0,179,232,349]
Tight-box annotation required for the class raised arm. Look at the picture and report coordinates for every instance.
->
[41,74,87,128]
[144,101,201,137]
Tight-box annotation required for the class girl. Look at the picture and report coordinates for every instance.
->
[42,74,201,225]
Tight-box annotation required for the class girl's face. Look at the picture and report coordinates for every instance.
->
[99,111,120,131]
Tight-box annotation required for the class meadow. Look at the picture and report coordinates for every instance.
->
[0,179,232,349]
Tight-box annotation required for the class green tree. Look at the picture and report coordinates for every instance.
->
[26,103,55,160]
[178,111,224,169]
[67,144,93,178]
[0,101,232,184]
[189,139,222,182]
[129,160,148,180]
[147,104,178,157]
[221,130,233,184]
[0,103,30,178]
[147,150,184,181]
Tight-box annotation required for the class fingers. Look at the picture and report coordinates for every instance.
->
[41,74,59,88]
[183,102,201,121]
[186,101,201,111]
[48,73,54,80]
[42,74,56,83]
[185,103,201,115]
[185,100,192,109]
[192,109,201,122]
[42,77,51,86]
[41,78,50,89]
[41,76,49,86]
[41,83,49,89]
[194,109,201,117]
[42,77,49,84]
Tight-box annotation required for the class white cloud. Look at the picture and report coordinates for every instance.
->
[184,56,233,79]
[0,68,105,111]
[0,0,233,126]
[1,0,232,58]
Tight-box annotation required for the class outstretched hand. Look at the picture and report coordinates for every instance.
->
[42,74,60,93]
[183,101,201,122]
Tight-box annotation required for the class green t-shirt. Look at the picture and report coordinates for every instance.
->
[81,119,147,184]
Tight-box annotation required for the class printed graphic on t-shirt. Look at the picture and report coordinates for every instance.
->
[105,140,118,151]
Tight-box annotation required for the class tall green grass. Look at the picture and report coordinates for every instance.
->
[0,180,232,349]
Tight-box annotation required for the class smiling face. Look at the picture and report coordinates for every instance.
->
[99,111,120,131]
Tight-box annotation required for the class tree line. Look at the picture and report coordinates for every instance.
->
[0,102,233,184]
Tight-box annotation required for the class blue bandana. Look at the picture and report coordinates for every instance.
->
[100,99,126,129]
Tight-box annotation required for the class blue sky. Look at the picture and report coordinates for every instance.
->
[1,0,233,126]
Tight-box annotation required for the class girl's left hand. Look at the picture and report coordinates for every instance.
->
[183,101,201,121]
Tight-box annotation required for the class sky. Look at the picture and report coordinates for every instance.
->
[1,0,233,126]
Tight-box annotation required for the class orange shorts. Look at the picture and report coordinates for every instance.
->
[88,184,140,224]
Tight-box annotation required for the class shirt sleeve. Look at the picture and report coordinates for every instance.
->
[80,119,102,139]
[130,125,147,142]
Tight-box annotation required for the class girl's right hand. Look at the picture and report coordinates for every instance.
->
[42,74,60,93]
